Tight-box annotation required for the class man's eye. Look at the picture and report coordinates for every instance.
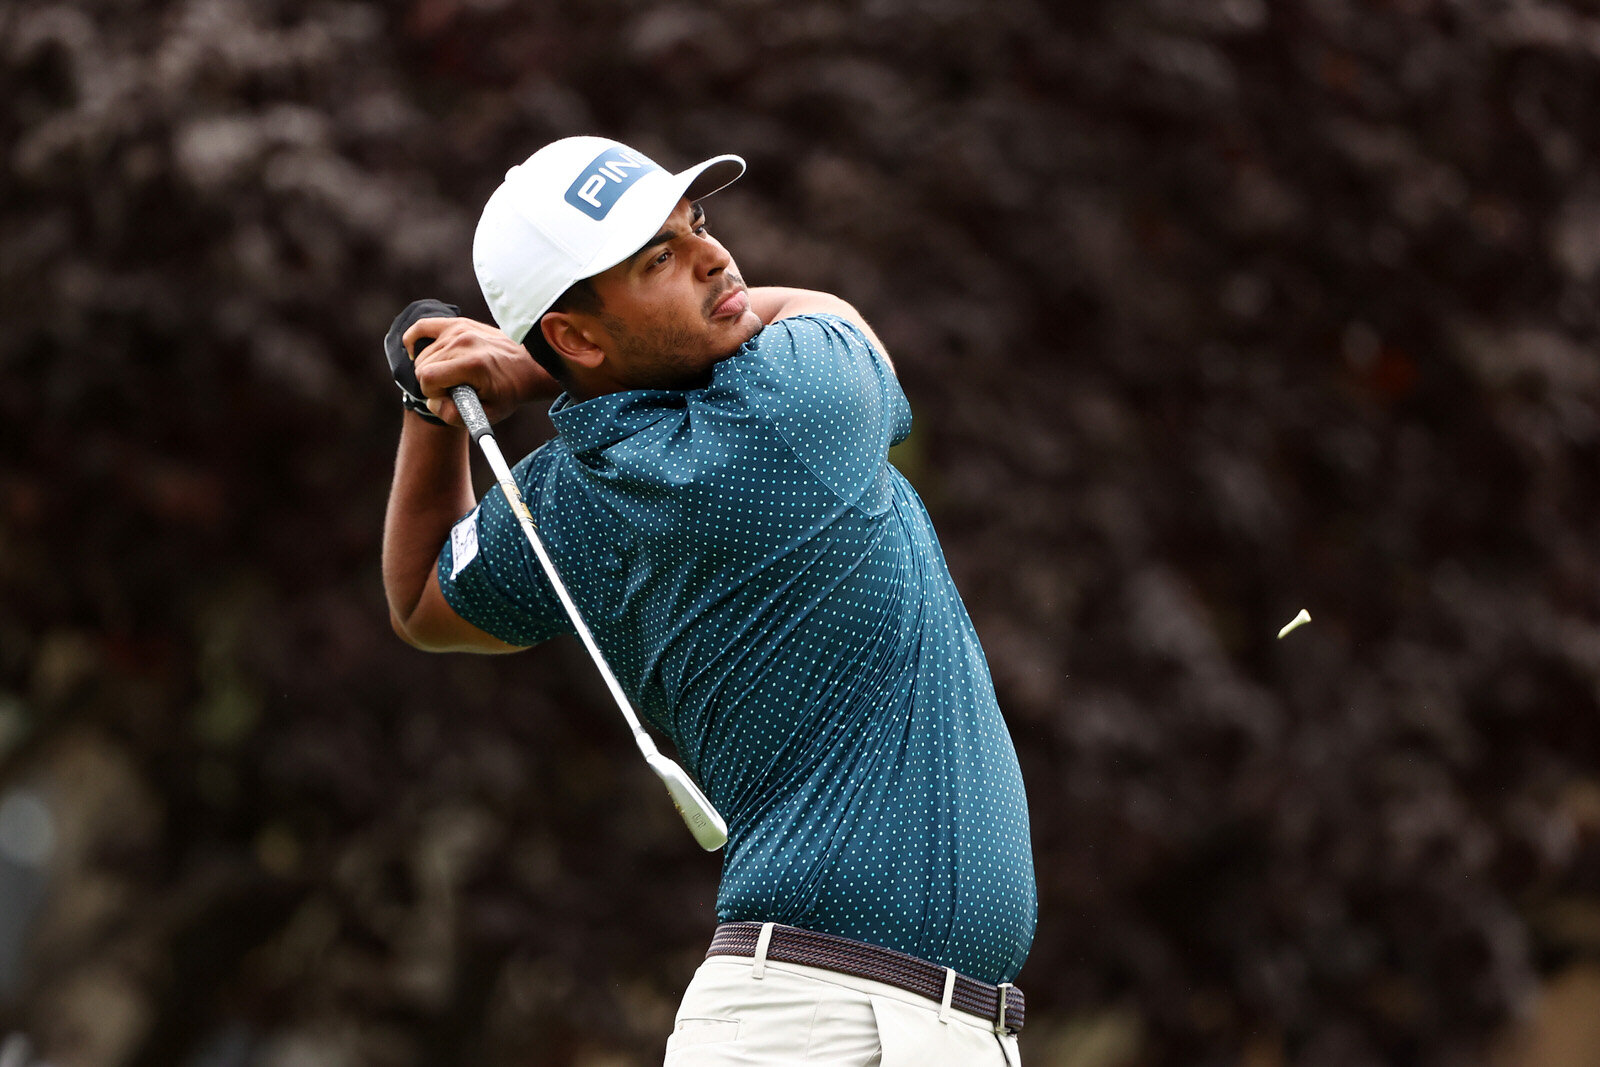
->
[652,250,671,267]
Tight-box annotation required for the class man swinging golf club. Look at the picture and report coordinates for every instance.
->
[381,135,1036,1064]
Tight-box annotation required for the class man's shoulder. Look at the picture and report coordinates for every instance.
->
[514,437,565,479]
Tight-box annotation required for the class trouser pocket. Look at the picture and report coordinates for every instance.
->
[871,995,1020,1066]
[871,996,946,1065]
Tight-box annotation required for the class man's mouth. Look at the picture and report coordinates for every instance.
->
[710,287,749,319]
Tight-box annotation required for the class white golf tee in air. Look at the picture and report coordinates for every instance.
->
[1277,609,1311,639]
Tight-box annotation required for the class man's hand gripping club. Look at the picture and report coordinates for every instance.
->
[386,298,560,427]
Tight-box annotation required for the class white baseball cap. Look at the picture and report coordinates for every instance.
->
[473,136,745,344]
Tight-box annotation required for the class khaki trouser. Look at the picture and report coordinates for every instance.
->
[665,953,1023,1065]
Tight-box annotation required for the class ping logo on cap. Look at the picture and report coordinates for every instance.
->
[565,146,661,220]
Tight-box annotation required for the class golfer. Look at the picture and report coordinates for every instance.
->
[382,136,1036,1064]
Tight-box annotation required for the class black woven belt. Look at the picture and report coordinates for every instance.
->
[706,922,1025,1034]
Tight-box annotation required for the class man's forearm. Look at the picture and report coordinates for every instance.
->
[748,286,824,324]
[382,412,475,634]
[747,286,894,372]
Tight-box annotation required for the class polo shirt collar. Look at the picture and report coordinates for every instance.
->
[550,389,686,457]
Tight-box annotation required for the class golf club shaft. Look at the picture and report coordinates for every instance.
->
[448,385,727,850]
[449,386,657,755]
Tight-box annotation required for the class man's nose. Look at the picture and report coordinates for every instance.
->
[697,237,732,277]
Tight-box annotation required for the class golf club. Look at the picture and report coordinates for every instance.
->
[448,383,729,852]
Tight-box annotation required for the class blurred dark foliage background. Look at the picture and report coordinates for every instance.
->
[2,0,1599,1064]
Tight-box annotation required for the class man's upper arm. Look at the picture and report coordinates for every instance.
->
[393,567,528,653]
[434,480,576,648]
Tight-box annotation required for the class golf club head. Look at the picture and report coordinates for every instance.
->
[646,753,728,851]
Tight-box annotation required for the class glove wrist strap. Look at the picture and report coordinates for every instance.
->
[398,385,448,426]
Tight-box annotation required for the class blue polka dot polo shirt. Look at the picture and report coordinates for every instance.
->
[438,313,1036,984]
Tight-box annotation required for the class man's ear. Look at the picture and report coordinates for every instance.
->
[541,311,605,371]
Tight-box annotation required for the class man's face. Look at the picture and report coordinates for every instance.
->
[578,198,763,392]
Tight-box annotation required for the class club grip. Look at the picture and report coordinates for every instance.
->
[451,385,492,441]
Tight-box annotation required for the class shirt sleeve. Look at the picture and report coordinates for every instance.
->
[739,313,913,508]
[436,450,574,648]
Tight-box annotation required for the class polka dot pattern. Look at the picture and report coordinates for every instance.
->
[438,314,1036,984]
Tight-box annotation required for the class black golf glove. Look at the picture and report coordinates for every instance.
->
[384,299,460,425]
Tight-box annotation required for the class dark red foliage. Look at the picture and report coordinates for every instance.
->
[2,1,1597,1064]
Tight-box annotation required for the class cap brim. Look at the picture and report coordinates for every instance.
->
[682,155,745,202]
